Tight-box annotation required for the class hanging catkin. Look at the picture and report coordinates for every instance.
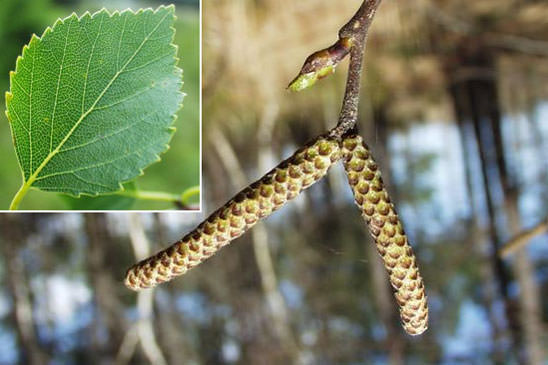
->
[125,135,342,290]
[341,134,428,335]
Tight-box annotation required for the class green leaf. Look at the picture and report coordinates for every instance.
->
[6,5,183,209]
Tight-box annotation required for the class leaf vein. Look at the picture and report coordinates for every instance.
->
[12,77,30,97]
[58,120,136,153]
[48,18,72,155]
[35,143,156,181]
[116,14,128,69]
[29,44,35,175]
[70,172,113,189]
[9,106,30,134]
[81,14,104,114]
[121,52,172,74]
[94,85,154,111]
[29,10,171,186]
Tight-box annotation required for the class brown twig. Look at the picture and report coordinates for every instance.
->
[330,0,383,139]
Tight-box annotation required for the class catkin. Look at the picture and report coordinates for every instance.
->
[125,135,342,290]
[341,134,428,335]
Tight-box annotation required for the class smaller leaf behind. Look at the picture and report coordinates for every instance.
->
[60,182,137,210]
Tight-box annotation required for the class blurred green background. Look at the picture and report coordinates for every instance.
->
[0,0,200,210]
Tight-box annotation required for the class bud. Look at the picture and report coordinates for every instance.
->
[341,134,428,335]
[288,38,353,92]
[125,136,342,290]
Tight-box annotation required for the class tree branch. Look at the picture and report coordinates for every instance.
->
[288,0,383,140]
[499,219,548,258]
[332,0,383,139]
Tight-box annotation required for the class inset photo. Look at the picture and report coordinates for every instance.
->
[1,0,200,210]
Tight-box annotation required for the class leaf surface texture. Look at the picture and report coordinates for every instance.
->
[6,5,183,195]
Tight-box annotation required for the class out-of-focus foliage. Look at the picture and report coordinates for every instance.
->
[0,0,59,90]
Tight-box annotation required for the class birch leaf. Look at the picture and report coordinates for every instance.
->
[5,5,183,202]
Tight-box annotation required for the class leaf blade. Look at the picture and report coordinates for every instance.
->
[6,5,183,199]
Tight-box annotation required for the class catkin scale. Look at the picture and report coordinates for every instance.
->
[341,134,428,335]
[125,135,342,290]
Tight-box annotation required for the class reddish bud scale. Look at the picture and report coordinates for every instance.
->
[125,136,342,290]
[288,37,353,91]
[299,37,352,75]
[341,134,428,335]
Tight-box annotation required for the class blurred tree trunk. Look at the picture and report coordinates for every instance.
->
[367,243,404,364]
[497,72,545,363]
[449,44,546,362]
[127,214,168,365]
[0,215,49,365]
[505,197,545,364]
[368,106,404,364]
[256,102,302,361]
[152,213,199,364]
[210,125,300,363]
[475,48,545,365]
[84,214,127,362]
[446,38,518,360]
